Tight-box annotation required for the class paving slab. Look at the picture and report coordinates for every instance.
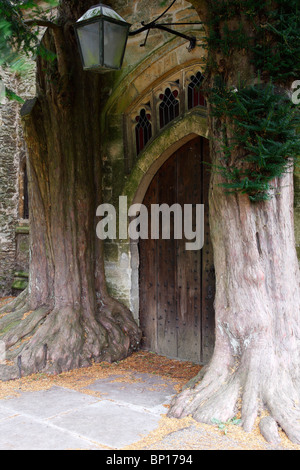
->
[0,414,103,450]
[86,372,176,413]
[0,408,17,421]
[0,386,100,419]
[0,373,180,450]
[49,400,161,449]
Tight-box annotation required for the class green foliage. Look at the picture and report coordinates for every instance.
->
[250,1,300,81]
[209,81,300,201]
[0,0,57,63]
[206,0,300,81]
[211,416,242,435]
[0,0,57,100]
[204,0,300,202]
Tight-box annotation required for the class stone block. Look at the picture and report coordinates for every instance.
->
[0,386,99,419]
[49,400,161,449]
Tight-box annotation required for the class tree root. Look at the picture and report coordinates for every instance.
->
[0,289,28,315]
[259,417,281,445]
[168,370,240,424]
[168,356,300,445]
[0,295,141,381]
[97,296,142,362]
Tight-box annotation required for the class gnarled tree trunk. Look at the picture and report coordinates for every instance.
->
[168,0,300,444]
[0,0,141,381]
[169,146,300,443]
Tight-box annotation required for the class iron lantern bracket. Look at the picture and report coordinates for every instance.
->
[128,22,200,51]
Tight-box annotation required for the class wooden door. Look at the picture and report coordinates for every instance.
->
[139,137,215,364]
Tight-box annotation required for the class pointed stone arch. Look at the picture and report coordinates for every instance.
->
[123,110,209,207]
[119,111,210,327]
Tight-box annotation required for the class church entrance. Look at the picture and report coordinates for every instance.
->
[139,136,215,364]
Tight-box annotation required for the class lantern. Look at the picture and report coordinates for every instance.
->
[74,3,131,71]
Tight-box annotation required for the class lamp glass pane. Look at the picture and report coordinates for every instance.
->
[77,21,101,69]
[102,6,126,22]
[103,21,129,69]
[78,5,126,23]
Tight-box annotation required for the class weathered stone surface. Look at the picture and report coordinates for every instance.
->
[0,373,177,449]
[0,61,34,296]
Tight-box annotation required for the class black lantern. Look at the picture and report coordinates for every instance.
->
[75,2,200,72]
[74,4,131,71]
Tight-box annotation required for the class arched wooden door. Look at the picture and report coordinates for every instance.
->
[139,137,215,364]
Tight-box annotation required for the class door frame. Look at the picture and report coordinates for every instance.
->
[120,114,212,356]
[136,136,214,363]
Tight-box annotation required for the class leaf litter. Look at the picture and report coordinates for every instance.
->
[0,351,299,449]
[0,295,300,450]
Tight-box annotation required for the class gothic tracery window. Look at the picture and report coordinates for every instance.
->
[135,108,152,156]
[188,71,206,109]
[159,87,180,129]
[129,67,207,163]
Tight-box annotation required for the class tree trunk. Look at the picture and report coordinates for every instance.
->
[169,155,300,443]
[168,2,300,443]
[0,0,141,381]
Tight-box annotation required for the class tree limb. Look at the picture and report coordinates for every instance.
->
[24,19,60,30]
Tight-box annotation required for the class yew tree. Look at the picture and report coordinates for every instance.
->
[0,0,299,445]
[0,0,142,380]
[168,0,300,445]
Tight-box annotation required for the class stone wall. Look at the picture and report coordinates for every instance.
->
[0,61,35,296]
[0,2,56,296]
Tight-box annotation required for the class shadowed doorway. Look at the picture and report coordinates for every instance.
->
[139,136,215,364]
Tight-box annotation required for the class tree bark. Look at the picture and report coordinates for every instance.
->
[169,156,300,443]
[0,0,141,380]
[168,1,300,444]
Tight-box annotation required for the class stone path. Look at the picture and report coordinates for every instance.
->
[0,372,177,450]
[0,357,299,451]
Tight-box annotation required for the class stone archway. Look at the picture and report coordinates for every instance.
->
[139,136,215,364]
[123,111,209,207]
[122,113,214,364]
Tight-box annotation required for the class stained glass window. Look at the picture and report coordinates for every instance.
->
[135,108,152,156]
[131,70,207,161]
[159,87,180,129]
[188,72,206,109]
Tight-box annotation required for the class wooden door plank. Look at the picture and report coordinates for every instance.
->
[139,136,215,365]
[176,138,202,363]
[156,154,178,358]
[139,175,158,352]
